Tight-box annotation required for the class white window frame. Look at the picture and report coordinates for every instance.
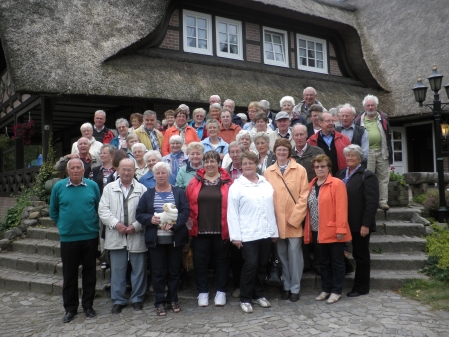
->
[296,34,328,74]
[215,17,243,61]
[183,10,213,56]
[262,27,289,68]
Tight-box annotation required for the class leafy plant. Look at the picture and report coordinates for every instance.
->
[412,193,427,205]
[423,189,449,212]
[0,134,13,149]
[12,118,37,145]
[389,166,406,186]
[372,247,384,254]
[0,190,30,232]
[422,225,449,281]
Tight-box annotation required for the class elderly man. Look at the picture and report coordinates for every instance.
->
[225,141,245,181]
[336,103,369,163]
[307,112,350,175]
[71,122,103,157]
[56,137,101,178]
[259,100,277,130]
[209,94,221,105]
[134,110,164,152]
[93,110,114,144]
[99,158,148,313]
[306,105,323,138]
[268,111,295,150]
[355,95,392,210]
[224,99,244,127]
[110,118,130,150]
[293,87,324,123]
[243,101,261,131]
[50,158,101,323]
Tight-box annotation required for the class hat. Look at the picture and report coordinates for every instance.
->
[275,111,290,120]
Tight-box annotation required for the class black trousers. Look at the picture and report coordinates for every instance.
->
[192,234,230,293]
[230,243,243,288]
[351,231,371,294]
[149,244,184,307]
[302,231,320,270]
[240,238,272,303]
[60,237,98,313]
[317,241,345,295]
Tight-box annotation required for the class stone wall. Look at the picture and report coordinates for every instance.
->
[388,181,409,206]
[0,197,17,223]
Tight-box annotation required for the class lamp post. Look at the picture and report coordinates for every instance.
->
[412,65,449,222]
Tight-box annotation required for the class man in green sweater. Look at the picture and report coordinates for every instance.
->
[50,158,101,323]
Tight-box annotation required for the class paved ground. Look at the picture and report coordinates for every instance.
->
[2,289,449,337]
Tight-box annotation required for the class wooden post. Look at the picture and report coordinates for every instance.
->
[40,97,53,161]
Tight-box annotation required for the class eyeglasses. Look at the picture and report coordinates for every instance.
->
[314,165,328,169]
[276,148,289,153]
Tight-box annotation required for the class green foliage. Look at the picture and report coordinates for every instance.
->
[372,247,384,254]
[412,193,427,205]
[0,190,30,232]
[0,134,13,149]
[421,225,449,281]
[389,167,406,186]
[423,189,449,212]
[401,278,449,311]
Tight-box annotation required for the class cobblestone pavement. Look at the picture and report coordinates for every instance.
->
[2,289,449,337]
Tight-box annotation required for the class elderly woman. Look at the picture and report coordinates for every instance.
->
[336,145,378,297]
[227,151,279,313]
[164,110,176,132]
[280,96,306,127]
[132,143,148,180]
[251,112,274,135]
[162,135,189,177]
[129,113,143,132]
[189,108,208,140]
[254,132,275,175]
[139,150,176,188]
[243,101,262,131]
[71,122,103,156]
[110,118,130,150]
[264,139,308,302]
[221,130,255,168]
[125,133,139,160]
[136,162,190,316]
[186,151,232,307]
[219,109,242,144]
[207,103,222,121]
[304,154,351,304]
[201,119,229,161]
[89,144,115,195]
[176,142,204,190]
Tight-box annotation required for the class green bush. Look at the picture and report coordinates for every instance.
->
[423,189,449,212]
[422,226,449,281]
[412,193,427,205]
[0,190,30,232]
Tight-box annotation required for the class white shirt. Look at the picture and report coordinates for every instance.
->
[71,138,103,157]
[227,174,279,242]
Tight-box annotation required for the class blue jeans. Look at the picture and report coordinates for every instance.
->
[110,249,147,305]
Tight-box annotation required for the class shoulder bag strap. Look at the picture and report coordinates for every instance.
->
[281,177,296,204]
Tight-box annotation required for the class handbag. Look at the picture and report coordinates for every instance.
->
[265,244,284,287]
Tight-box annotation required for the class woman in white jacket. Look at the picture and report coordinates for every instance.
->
[227,151,278,314]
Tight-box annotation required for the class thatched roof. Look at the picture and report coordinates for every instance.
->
[1,0,446,116]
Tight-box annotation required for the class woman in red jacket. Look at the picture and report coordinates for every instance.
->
[304,154,351,304]
[186,151,232,308]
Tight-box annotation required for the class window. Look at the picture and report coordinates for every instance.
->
[183,10,212,55]
[297,34,328,74]
[215,17,243,60]
[263,27,289,67]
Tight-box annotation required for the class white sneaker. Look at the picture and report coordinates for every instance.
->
[254,297,271,308]
[240,302,253,313]
[198,292,209,307]
[214,291,226,306]
[327,293,341,304]
[315,292,330,301]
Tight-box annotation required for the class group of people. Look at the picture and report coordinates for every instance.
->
[50,89,385,322]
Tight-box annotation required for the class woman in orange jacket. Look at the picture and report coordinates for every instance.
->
[304,154,351,304]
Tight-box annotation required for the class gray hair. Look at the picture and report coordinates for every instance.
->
[80,122,93,132]
[144,150,162,162]
[259,99,270,110]
[362,94,379,107]
[193,108,206,117]
[228,141,245,152]
[126,133,138,141]
[131,143,147,153]
[236,113,247,121]
[115,118,129,128]
[206,118,221,129]
[236,130,253,143]
[67,158,84,169]
[224,99,235,109]
[343,144,364,162]
[101,144,116,155]
[169,135,183,144]
[178,104,190,112]
[292,123,307,133]
[143,110,157,118]
[303,87,317,95]
[95,110,106,117]
[153,161,172,175]
[253,132,270,144]
[209,103,222,112]
[339,103,356,115]
[280,96,295,107]
[318,112,331,122]
[187,141,205,154]
[210,94,221,102]
[221,108,232,117]
[329,107,340,117]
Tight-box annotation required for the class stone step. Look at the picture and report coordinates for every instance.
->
[373,220,426,236]
[11,238,60,257]
[355,252,428,270]
[375,207,422,221]
[38,217,57,227]
[26,227,60,241]
[369,235,426,253]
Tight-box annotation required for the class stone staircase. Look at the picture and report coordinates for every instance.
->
[0,207,429,296]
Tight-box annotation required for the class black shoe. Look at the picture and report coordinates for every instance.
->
[132,302,143,311]
[347,290,368,297]
[290,293,300,302]
[83,307,96,318]
[103,284,111,291]
[281,290,291,300]
[63,311,77,323]
[125,285,132,293]
[111,304,127,314]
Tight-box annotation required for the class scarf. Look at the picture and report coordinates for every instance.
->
[170,151,184,176]
[342,164,361,185]
[174,122,188,152]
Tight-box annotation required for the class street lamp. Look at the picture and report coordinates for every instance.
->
[412,64,449,222]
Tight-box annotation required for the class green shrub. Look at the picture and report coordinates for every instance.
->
[412,193,427,205]
[423,189,449,212]
[422,226,449,281]
[389,167,406,186]
[0,190,30,232]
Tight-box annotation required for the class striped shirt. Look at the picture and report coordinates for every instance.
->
[154,191,175,240]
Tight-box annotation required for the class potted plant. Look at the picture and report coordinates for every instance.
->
[388,167,409,206]
[12,118,37,145]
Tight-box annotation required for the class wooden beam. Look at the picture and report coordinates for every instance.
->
[40,97,53,161]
